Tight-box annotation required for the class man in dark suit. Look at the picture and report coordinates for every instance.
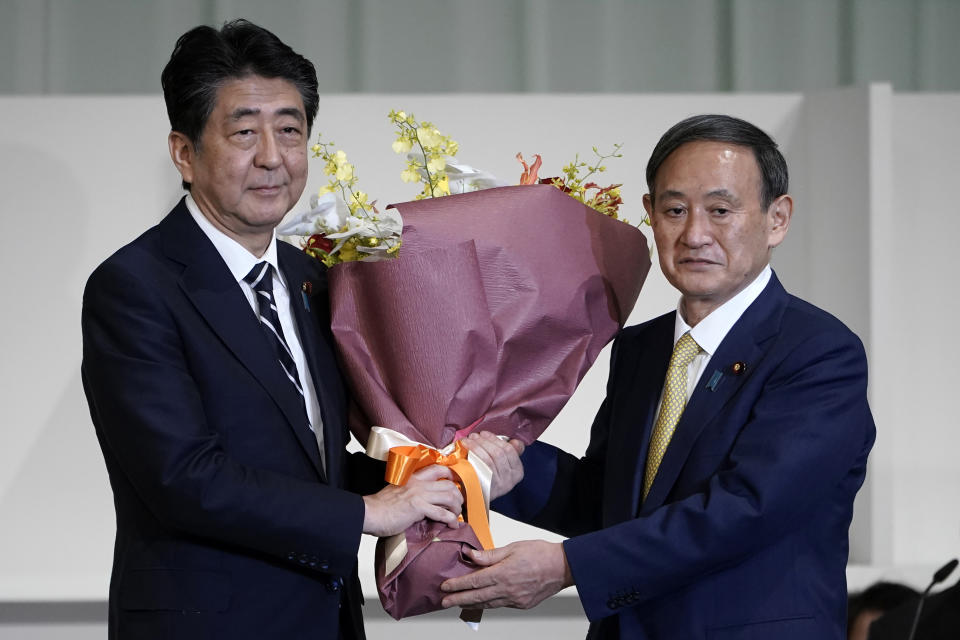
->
[442,114,876,639]
[81,20,462,639]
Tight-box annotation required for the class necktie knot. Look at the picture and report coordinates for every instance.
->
[672,332,701,367]
[244,261,304,399]
[244,261,273,292]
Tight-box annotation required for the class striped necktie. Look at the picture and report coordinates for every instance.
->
[643,332,701,499]
[244,262,305,401]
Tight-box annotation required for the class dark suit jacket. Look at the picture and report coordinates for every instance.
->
[495,272,876,639]
[81,199,382,639]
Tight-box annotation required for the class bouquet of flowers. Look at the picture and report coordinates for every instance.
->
[278,111,650,620]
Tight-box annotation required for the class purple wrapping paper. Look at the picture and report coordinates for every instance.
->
[328,184,651,618]
[375,520,483,620]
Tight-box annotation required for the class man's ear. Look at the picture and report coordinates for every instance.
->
[766,194,793,249]
[168,131,196,186]
[642,193,654,223]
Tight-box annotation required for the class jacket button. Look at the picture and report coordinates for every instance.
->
[319,561,329,571]
[287,552,297,561]
[298,554,309,564]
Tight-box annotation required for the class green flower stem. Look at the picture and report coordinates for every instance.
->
[580,143,624,185]
[414,132,436,196]
[393,117,435,198]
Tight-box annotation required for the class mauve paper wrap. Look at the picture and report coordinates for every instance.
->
[375,520,483,619]
[328,184,651,619]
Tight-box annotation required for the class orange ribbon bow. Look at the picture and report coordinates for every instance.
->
[384,441,494,550]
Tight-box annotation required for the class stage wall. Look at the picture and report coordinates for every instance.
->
[0,87,957,637]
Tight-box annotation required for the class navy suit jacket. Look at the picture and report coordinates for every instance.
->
[495,272,875,639]
[81,199,382,639]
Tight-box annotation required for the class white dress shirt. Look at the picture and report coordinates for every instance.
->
[185,195,325,469]
[654,265,772,415]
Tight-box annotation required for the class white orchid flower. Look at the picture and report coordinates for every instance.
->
[405,152,507,195]
[276,191,348,236]
[445,160,508,194]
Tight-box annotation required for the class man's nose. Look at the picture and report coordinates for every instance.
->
[680,209,712,247]
[255,133,282,169]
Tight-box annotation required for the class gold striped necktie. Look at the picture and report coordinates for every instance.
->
[643,332,701,499]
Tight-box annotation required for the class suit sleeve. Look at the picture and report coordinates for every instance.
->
[81,259,365,577]
[493,337,624,536]
[345,451,388,496]
[562,326,875,620]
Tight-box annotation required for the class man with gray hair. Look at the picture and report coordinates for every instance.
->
[445,114,876,640]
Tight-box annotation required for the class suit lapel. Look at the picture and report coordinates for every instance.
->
[605,316,674,524]
[278,245,343,487]
[159,202,326,479]
[640,275,789,511]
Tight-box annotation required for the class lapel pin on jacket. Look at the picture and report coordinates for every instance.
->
[301,281,312,312]
[731,361,747,375]
[706,370,723,391]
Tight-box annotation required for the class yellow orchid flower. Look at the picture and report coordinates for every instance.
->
[339,243,358,262]
[432,174,450,196]
[417,127,442,149]
[351,190,369,208]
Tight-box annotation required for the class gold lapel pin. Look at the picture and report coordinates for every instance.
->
[731,361,747,375]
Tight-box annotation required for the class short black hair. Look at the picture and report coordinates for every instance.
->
[847,581,919,632]
[646,114,788,209]
[161,19,318,187]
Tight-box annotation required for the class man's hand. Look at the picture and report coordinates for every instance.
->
[461,431,526,500]
[439,540,573,610]
[362,465,463,537]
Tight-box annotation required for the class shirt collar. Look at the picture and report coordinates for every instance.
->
[673,265,772,355]
[185,194,284,289]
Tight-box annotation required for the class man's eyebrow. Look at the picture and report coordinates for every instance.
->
[657,189,686,200]
[229,107,260,120]
[228,107,305,123]
[706,189,742,205]
[276,107,305,123]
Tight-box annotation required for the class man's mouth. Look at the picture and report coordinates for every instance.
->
[250,184,283,194]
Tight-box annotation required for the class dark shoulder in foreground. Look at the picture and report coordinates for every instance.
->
[781,291,864,346]
[83,219,171,294]
[611,279,864,357]
[618,310,674,341]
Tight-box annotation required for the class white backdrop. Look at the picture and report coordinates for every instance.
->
[0,89,957,620]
